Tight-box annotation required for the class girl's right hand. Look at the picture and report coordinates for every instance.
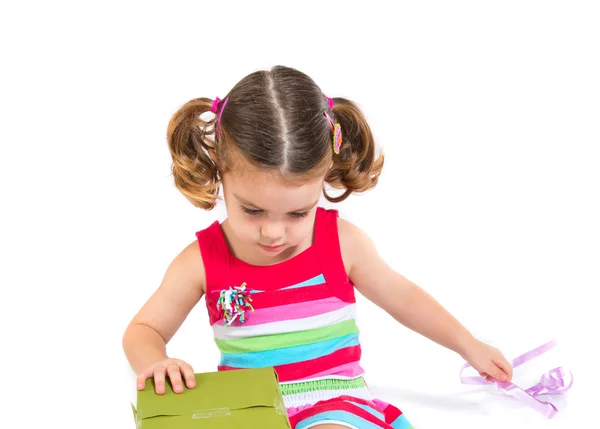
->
[137,358,196,394]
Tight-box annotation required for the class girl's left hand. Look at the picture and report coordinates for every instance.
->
[463,338,513,383]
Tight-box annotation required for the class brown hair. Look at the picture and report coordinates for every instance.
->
[166,66,384,210]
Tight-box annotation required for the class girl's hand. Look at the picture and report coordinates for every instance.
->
[463,339,513,383]
[137,358,196,394]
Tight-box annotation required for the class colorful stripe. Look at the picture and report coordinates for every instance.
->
[296,411,386,429]
[280,377,366,396]
[292,401,389,429]
[373,399,401,422]
[243,274,326,294]
[350,402,385,421]
[293,361,365,381]
[212,303,356,340]
[280,274,325,290]
[208,264,410,428]
[219,333,359,368]
[214,296,349,327]
[290,397,413,429]
[243,286,341,310]
[390,414,412,429]
[216,319,359,354]
[284,387,375,411]
[219,344,362,382]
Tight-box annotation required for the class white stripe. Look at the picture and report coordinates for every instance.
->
[279,373,364,385]
[283,386,375,408]
[212,304,357,340]
[304,422,359,429]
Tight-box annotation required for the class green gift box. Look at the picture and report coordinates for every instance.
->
[132,367,291,429]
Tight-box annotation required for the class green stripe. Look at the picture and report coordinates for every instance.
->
[280,377,367,396]
[215,319,359,354]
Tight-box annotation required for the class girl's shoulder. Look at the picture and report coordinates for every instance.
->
[170,239,208,294]
[335,213,375,277]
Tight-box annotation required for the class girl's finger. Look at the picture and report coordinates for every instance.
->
[492,365,508,381]
[494,358,513,381]
[167,364,184,393]
[136,370,151,390]
[153,367,166,394]
[180,363,196,388]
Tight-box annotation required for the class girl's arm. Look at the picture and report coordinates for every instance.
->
[338,218,513,382]
[122,240,205,391]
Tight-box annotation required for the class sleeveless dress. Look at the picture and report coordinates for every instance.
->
[196,207,413,429]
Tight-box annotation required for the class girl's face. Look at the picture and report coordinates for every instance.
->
[221,164,324,265]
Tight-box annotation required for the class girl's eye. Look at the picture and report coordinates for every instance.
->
[241,206,262,216]
[240,205,308,218]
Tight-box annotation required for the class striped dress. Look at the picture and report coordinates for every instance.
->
[196,207,413,429]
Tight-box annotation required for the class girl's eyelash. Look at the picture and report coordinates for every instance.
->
[241,205,262,215]
[241,205,308,218]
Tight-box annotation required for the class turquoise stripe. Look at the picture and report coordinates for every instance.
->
[219,333,359,368]
[296,410,387,429]
[391,413,413,429]
[281,274,325,290]
[244,274,325,294]
[349,402,385,421]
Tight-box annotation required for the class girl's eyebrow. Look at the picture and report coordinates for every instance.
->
[293,200,319,212]
[233,193,264,210]
[234,193,318,213]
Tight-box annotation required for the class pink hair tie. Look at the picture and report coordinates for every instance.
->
[211,97,229,139]
[326,97,334,109]
[211,97,221,114]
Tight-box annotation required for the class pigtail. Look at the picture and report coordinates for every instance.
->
[324,98,384,202]
[166,97,221,210]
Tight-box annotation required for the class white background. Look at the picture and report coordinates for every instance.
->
[1,1,598,428]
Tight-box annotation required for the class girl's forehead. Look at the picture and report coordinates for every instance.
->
[224,169,323,212]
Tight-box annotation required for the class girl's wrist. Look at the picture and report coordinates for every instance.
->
[455,332,478,359]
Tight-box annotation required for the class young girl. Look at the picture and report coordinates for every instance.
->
[123,65,513,429]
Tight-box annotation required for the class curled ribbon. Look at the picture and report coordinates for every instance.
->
[216,283,254,326]
[460,339,573,418]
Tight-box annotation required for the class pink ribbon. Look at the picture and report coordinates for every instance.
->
[460,339,573,418]
[211,97,221,113]
[211,96,229,139]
